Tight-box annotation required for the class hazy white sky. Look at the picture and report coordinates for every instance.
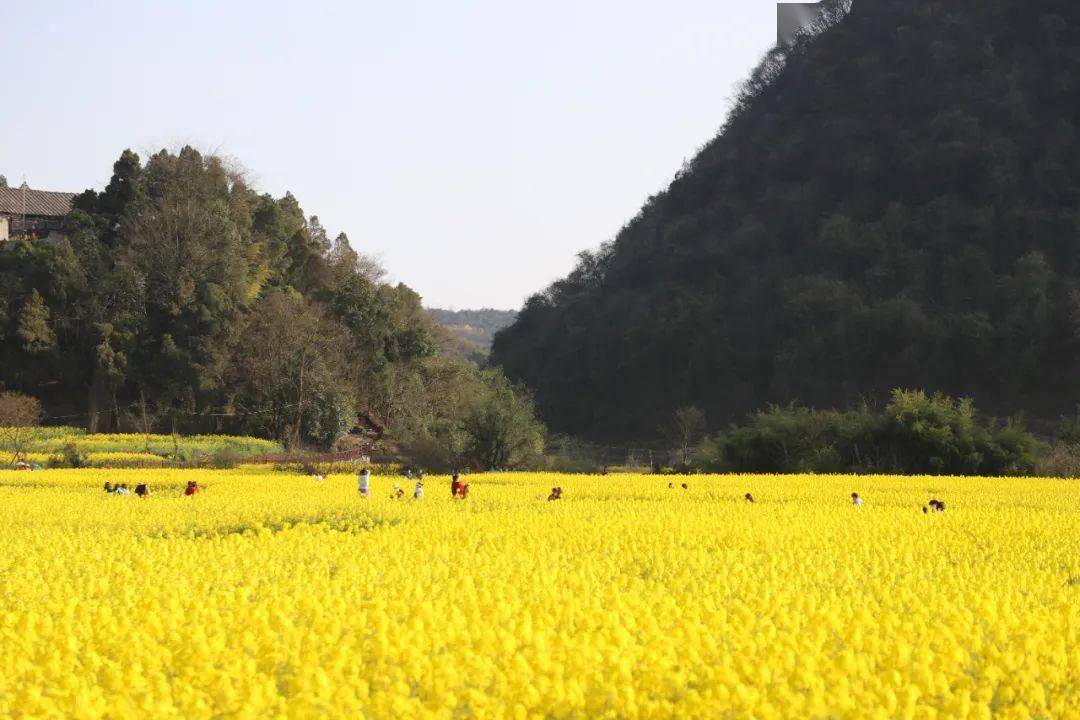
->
[3,1,782,309]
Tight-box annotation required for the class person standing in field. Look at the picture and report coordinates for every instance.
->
[451,473,462,498]
[745,493,755,503]
[413,480,424,500]
[184,481,200,496]
[851,492,863,507]
[135,483,149,498]
[358,467,371,498]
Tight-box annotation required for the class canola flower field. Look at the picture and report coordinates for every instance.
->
[1,428,283,467]
[0,468,1077,719]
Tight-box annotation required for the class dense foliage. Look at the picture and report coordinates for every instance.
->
[493,0,1080,440]
[0,148,542,462]
[698,389,1040,476]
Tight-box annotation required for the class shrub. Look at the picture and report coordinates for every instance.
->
[207,447,242,469]
[698,389,1039,476]
[542,436,603,474]
[50,442,89,469]
[1035,442,1080,478]
[700,404,879,474]
[1055,405,1080,445]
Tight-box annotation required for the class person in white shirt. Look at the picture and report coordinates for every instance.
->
[413,480,424,500]
[851,492,863,507]
[358,467,371,497]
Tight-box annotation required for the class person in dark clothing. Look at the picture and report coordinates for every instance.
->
[135,483,149,498]
[745,493,755,503]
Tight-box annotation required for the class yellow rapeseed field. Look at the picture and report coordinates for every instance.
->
[0,468,1076,719]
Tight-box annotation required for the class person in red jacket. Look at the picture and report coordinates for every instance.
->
[184,481,200,496]
[451,473,462,498]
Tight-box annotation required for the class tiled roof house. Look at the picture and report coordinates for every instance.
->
[0,183,77,243]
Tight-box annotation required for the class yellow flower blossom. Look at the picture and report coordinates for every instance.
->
[0,468,1076,718]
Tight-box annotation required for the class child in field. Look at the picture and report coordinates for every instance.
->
[184,481,199,496]
[358,467,371,498]
[745,493,755,503]
[928,499,946,512]
[115,483,131,495]
[460,481,471,499]
[104,482,114,493]
[390,484,405,500]
[135,483,149,498]
[851,492,862,507]
[451,474,462,498]
[414,480,424,500]
[547,487,562,501]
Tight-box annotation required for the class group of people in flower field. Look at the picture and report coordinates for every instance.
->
[102,480,200,497]
[98,467,948,512]
[355,467,470,501]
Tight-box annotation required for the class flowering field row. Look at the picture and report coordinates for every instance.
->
[0,428,282,461]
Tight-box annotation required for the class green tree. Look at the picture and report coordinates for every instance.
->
[463,371,545,470]
[231,289,353,449]
[17,289,56,353]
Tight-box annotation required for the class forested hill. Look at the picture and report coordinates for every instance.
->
[0,148,545,466]
[427,308,517,355]
[492,0,1080,441]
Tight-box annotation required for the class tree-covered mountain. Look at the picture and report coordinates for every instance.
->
[427,308,517,360]
[0,148,544,466]
[492,0,1080,441]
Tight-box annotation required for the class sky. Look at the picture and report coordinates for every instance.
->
[2,0,784,310]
